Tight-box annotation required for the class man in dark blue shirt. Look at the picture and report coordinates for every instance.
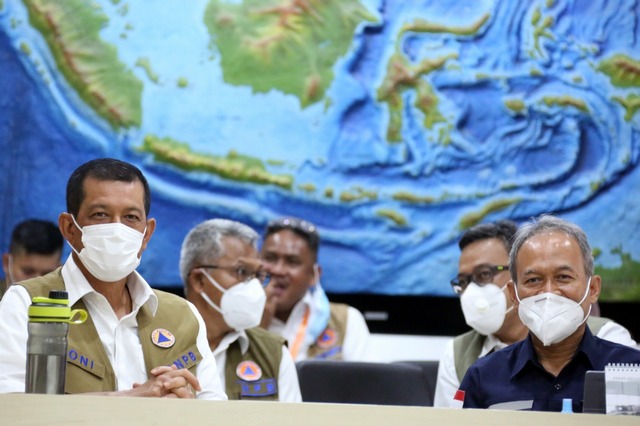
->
[459,215,640,412]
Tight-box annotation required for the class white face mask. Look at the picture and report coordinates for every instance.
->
[70,216,145,282]
[306,263,331,344]
[516,277,592,346]
[200,270,266,331]
[460,282,510,336]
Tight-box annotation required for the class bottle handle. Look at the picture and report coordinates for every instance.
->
[69,309,88,325]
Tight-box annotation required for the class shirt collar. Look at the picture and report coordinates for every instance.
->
[480,333,509,357]
[576,325,598,367]
[213,329,249,356]
[512,333,538,378]
[511,326,596,379]
[61,254,158,316]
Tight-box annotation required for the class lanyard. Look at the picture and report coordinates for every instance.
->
[289,307,311,360]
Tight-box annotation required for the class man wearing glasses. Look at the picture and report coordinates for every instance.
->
[260,217,373,361]
[434,219,636,408]
[180,219,301,401]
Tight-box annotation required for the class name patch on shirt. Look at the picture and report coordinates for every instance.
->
[67,348,105,378]
[314,345,343,360]
[172,351,198,369]
[237,378,277,397]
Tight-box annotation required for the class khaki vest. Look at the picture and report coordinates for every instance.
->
[224,327,285,400]
[453,316,611,383]
[20,268,203,394]
[307,302,349,360]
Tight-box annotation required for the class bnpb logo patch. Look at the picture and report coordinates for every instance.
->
[316,328,338,348]
[236,360,262,381]
[151,328,175,348]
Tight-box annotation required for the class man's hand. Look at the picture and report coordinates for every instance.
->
[129,364,201,398]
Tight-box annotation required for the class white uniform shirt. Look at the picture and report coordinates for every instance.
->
[268,290,375,362]
[433,321,638,407]
[0,255,227,400]
[213,330,302,402]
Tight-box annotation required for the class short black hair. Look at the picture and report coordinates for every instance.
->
[66,158,151,217]
[264,217,320,260]
[9,219,63,256]
[458,220,518,252]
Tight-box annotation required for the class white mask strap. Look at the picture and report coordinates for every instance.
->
[199,269,225,314]
[500,283,515,314]
[65,215,83,256]
[313,263,320,286]
[514,281,524,304]
[200,290,223,314]
[575,276,593,327]
[578,276,592,305]
[201,269,227,294]
[71,214,82,232]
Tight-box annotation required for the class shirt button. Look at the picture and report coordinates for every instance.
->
[554,383,562,390]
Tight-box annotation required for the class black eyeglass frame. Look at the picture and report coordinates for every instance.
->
[450,264,509,295]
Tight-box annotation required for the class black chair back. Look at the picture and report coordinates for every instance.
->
[392,360,439,407]
[296,360,432,406]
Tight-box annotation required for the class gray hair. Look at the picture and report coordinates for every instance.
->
[509,214,594,283]
[179,219,259,288]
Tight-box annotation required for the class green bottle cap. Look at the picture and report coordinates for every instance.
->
[28,290,88,324]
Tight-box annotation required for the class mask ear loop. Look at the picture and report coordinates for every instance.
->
[513,280,524,305]
[199,269,226,314]
[309,263,321,294]
[66,215,85,256]
[575,276,593,326]
[497,283,515,314]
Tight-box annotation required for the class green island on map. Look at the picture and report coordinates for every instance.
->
[376,14,489,143]
[203,0,377,108]
[23,0,142,129]
[140,135,294,189]
[17,0,640,227]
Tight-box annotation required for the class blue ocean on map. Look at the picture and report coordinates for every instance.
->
[1,0,639,297]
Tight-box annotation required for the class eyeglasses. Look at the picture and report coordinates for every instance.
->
[194,264,270,285]
[450,264,509,295]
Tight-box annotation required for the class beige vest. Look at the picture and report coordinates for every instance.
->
[453,316,611,382]
[307,302,349,360]
[224,327,284,400]
[20,268,203,394]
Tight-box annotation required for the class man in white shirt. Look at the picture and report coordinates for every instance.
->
[180,218,301,401]
[1,219,62,300]
[434,220,637,407]
[260,217,373,362]
[0,158,226,399]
